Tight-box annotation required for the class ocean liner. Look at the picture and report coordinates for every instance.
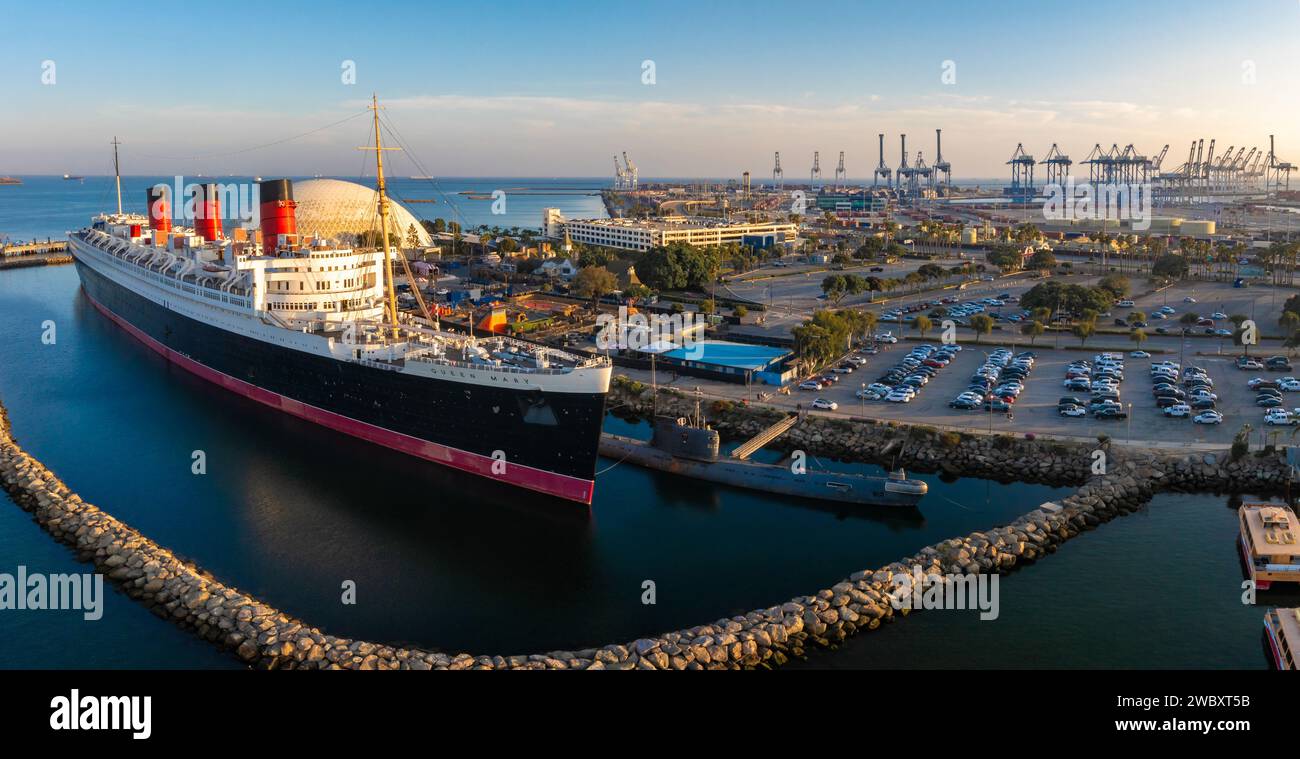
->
[67,102,611,504]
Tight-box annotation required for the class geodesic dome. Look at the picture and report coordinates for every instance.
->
[292,178,431,247]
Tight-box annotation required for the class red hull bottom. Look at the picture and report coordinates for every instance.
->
[84,289,595,505]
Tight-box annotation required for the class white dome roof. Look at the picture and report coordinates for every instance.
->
[291,178,431,247]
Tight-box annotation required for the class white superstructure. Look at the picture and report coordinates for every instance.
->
[70,213,610,394]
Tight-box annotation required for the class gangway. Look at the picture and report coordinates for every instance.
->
[731,414,799,460]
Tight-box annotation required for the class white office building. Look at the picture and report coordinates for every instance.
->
[543,208,796,253]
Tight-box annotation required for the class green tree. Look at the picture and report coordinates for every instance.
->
[969,314,994,343]
[1021,319,1044,345]
[1072,321,1096,346]
[1130,329,1148,349]
[914,314,933,339]
[1097,273,1130,299]
[1028,249,1057,271]
[572,265,617,308]
[1151,253,1188,280]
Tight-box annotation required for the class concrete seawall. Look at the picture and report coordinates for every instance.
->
[0,393,1290,670]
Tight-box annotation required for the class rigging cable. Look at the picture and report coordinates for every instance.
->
[119,110,371,161]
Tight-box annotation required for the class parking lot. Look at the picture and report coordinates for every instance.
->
[624,340,1300,448]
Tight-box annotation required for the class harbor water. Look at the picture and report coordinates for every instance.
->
[1,181,1295,669]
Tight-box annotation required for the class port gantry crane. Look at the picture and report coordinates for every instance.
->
[772,151,783,191]
[613,155,628,190]
[873,134,892,188]
[895,134,910,192]
[908,151,932,198]
[1267,135,1295,194]
[1005,143,1036,198]
[834,151,847,190]
[810,151,822,188]
[932,129,952,195]
[621,152,638,190]
[1039,143,1072,187]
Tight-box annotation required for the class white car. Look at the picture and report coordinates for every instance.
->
[1265,411,1296,426]
[1280,379,1300,392]
[875,333,898,344]
[885,392,913,403]
[811,398,838,411]
[1183,296,1197,303]
[1193,411,1223,424]
[798,380,822,391]
[1129,351,1150,358]
[1117,300,1135,307]
[1059,405,1087,418]
[1163,404,1192,418]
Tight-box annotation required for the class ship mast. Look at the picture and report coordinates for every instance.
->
[362,95,401,339]
[111,136,122,215]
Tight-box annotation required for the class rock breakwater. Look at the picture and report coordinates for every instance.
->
[0,388,1291,670]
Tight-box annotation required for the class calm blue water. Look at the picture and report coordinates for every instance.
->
[0,175,608,243]
[0,180,1292,669]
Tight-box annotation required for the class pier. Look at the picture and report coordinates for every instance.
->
[0,238,71,269]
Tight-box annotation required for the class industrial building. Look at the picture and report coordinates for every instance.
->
[543,208,797,252]
[815,190,889,214]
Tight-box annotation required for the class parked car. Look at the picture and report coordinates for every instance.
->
[1163,404,1192,418]
[1193,411,1223,425]
[798,380,822,391]
[811,398,838,411]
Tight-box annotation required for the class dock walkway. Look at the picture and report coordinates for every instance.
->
[731,414,798,460]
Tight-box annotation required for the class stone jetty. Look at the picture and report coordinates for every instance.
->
[0,387,1291,670]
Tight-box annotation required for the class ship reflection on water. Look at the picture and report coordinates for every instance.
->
[2,265,1072,660]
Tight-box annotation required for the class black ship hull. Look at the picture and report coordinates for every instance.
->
[73,259,606,504]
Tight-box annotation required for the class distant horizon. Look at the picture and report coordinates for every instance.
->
[0,174,1024,183]
[2,1,1297,178]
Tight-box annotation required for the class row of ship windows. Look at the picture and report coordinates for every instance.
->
[270,278,363,291]
[267,298,365,311]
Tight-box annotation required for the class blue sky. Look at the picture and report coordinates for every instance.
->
[1,0,1297,178]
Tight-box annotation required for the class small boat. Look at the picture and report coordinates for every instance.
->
[0,176,21,186]
[1239,503,1300,590]
[1264,607,1298,670]
[63,174,85,181]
